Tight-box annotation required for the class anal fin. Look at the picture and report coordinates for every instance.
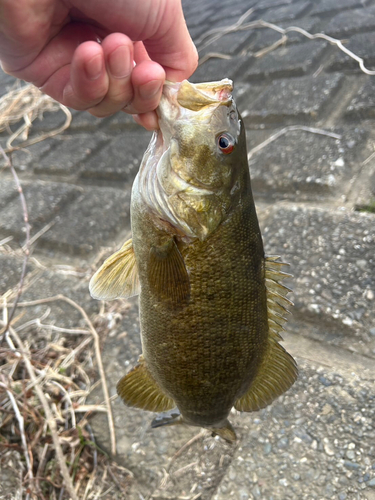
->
[89,238,139,301]
[117,357,175,413]
[235,339,297,412]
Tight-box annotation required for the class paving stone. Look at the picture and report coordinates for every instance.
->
[311,0,368,16]
[33,133,108,175]
[206,2,255,24]
[68,109,103,131]
[245,128,274,153]
[6,269,100,330]
[214,360,375,500]
[0,254,35,293]
[262,205,375,355]
[191,55,248,83]
[185,9,216,29]
[329,33,375,72]
[354,164,375,212]
[241,73,343,124]
[253,0,294,11]
[27,107,69,134]
[0,179,18,210]
[248,128,366,198]
[7,140,54,172]
[0,180,82,238]
[101,110,139,130]
[189,24,211,42]
[234,82,268,115]
[324,6,375,37]
[261,1,311,23]
[208,14,249,31]
[80,131,152,182]
[244,40,327,81]
[198,30,254,57]
[40,186,131,255]
[345,78,375,119]
[247,17,321,54]
[0,71,18,104]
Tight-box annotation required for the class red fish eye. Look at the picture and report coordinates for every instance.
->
[218,133,234,154]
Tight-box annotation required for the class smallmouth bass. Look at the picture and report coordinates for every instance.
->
[90,79,297,442]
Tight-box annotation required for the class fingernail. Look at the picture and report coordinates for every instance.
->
[109,45,131,78]
[139,80,163,100]
[85,54,103,80]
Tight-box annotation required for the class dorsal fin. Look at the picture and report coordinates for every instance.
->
[234,256,297,412]
[89,238,140,300]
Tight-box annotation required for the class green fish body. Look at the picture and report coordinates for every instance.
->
[90,79,297,441]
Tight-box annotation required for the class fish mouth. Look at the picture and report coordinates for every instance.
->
[157,79,234,123]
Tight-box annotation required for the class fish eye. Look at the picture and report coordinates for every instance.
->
[217,133,235,155]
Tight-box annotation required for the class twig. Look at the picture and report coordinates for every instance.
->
[172,461,198,478]
[196,6,255,46]
[254,34,287,57]
[5,294,117,455]
[23,219,57,251]
[51,380,76,428]
[0,147,31,345]
[361,150,375,166]
[167,430,207,472]
[0,84,72,153]
[0,236,14,247]
[198,53,232,66]
[8,325,79,500]
[0,382,34,489]
[247,126,342,160]
[197,18,375,75]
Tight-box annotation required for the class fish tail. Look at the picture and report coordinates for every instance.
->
[211,420,237,443]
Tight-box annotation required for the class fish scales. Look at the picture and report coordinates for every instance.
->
[134,184,266,425]
[90,79,297,441]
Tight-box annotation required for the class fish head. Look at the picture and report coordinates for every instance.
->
[137,79,249,240]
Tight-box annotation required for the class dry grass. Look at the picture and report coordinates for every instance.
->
[0,82,71,153]
[0,88,130,497]
[0,271,133,499]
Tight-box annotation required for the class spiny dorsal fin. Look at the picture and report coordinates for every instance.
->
[234,256,297,412]
[117,357,175,412]
[148,238,190,307]
[89,238,140,300]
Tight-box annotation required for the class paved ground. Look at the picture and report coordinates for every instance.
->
[1,0,375,498]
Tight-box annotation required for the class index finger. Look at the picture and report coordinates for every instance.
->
[71,0,198,81]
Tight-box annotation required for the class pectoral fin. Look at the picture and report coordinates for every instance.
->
[117,357,175,412]
[89,238,139,300]
[148,238,190,306]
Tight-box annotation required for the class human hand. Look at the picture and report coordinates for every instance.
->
[0,0,198,130]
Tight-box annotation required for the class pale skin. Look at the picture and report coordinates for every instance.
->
[0,0,198,130]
